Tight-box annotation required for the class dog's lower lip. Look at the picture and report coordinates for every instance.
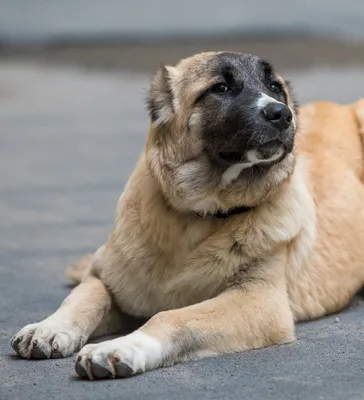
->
[257,146,281,160]
[255,139,282,159]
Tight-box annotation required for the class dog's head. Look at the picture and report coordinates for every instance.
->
[146,52,298,215]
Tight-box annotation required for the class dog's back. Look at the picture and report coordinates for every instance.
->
[286,100,364,320]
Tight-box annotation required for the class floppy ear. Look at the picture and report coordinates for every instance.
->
[354,98,364,135]
[147,65,175,126]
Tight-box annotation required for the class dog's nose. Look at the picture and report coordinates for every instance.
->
[262,103,292,130]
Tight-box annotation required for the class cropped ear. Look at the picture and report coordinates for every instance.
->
[353,98,364,135]
[147,65,176,126]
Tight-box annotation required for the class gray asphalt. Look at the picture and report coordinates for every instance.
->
[1,60,364,400]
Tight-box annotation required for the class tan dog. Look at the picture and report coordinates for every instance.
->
[11,52,364,380]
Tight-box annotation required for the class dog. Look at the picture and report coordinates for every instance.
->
[11,51,364,380]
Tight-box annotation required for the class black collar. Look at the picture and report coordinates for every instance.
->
[193,205,253,219]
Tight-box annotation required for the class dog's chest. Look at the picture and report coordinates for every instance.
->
[101,245,238,318]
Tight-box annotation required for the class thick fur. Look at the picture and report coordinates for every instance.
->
[11,52,364,380]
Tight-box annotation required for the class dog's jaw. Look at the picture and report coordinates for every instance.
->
[221,147,285,186]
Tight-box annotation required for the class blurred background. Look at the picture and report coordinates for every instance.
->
[2,2,364,398]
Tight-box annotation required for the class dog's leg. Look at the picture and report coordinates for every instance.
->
[75,280,295,379]
[11,276,124,359]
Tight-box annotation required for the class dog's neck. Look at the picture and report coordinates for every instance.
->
[192,205,253,219]
[145,149,296,224]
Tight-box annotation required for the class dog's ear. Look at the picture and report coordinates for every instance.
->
[147,65,176,126]
[284,80,299,115]
[354,99,364,135]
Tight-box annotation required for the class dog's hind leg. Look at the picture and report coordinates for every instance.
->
[65,253,95,284]
[65,245,107,285]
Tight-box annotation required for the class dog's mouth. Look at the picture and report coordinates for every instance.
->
[255,142,283,160]
[218,151,245,164]
[218,140,285,165]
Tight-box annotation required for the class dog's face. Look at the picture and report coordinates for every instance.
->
[146,52,298,215]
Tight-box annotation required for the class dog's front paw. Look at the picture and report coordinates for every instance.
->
[11,321,85,359]
[75,331,164,380]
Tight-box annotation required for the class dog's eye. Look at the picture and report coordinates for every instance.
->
[270,82,282,94]
[211,83,230,94]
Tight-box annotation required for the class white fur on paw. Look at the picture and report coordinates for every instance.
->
[11,321,85,359]
[75,331,164,380]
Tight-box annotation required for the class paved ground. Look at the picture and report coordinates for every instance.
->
[1,53,364,400]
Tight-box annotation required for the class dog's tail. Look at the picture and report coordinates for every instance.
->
[65,254,94,285]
